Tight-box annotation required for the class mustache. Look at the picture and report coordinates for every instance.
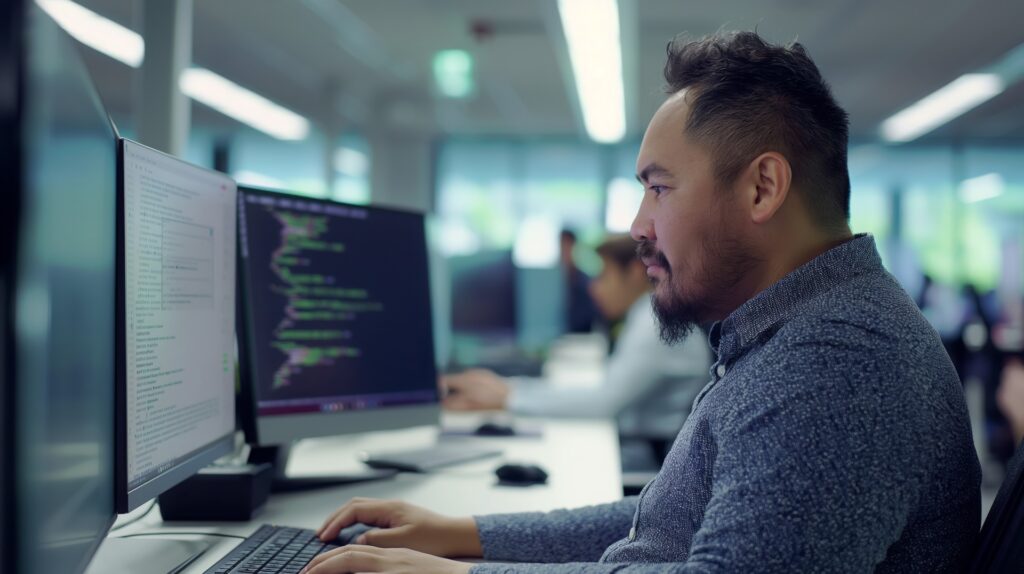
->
[636,240,670,271]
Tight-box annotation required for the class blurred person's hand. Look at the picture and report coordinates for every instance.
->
[315,498,482,558]
[302,546,471,574]
[997,359,1024,446]
[441,369,510,411]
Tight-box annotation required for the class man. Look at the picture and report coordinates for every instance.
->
[302,31,980,573]
[444,234,709,457]
[560,229,598,333]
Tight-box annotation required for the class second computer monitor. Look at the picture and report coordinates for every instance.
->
[236,187,439,446]
[117,138,237,513]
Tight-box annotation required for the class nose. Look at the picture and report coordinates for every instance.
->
[630,192,654,243]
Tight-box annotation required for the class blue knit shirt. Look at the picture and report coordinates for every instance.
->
[472,235,980,573]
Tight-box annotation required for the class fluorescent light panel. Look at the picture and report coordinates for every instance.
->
[881,73,1004,142]
[35,0,144,67]
[180,68,310,141]
[334,147,369,177]
[433,50,474,99]
[233,170,286,189]
[513,215,560,268]
[38,0,310,141]
[959,172,1004,204]
[558,0,626,144]
[605,177,643,232]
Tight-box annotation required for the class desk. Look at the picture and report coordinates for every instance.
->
[105,416,621,572]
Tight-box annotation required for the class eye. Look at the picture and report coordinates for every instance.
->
[648,185,667,196]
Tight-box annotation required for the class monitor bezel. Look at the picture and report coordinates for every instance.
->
[0,0,25,568]
[235,185,440,447]
[115,137,236,513]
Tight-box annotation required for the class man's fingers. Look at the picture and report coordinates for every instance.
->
[444,377,471,392]
[316,497,375,538]
[319,499,395,541]
[303,546,382,574]
[443,395,472,410]
[357,524,412,548]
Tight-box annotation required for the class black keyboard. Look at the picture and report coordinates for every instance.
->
[204,525,336,574]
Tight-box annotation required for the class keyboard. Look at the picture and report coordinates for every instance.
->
[203,525,336,574]
[360,443,502,472]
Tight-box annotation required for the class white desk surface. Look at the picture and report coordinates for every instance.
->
[107,415,622,572]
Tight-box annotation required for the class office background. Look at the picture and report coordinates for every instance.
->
[42,0,1024,488]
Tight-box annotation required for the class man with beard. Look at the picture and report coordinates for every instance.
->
[301,31,980,574]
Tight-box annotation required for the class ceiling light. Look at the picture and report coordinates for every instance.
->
[180,68,310,141]
[880,73,1004,143]
[513,215,560,268]
[605,177,643,232]
[959,172,1004,204]
[557,0,626,144]
[35,0,144,67]
[232,170,286,190]
[433,50,474,99]
[334,147,369,177]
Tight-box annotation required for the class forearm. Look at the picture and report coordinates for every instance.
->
[509,384,621,418]
[475,499,637,563]
[471,562,700,573]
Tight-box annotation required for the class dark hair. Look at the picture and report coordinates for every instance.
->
[595,234,640,271]
[664,31,850,231]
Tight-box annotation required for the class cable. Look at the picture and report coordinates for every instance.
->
[109,499,158,532]
[113,531,247,541]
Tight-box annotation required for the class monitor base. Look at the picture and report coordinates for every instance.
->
[248,444,397,493]
[85,538,208,574]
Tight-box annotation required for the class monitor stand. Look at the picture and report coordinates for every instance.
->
[248,444,397,493]
[86,538,209,574]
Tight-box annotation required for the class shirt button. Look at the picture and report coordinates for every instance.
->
[628,527,636,541]
[716,364,726,377]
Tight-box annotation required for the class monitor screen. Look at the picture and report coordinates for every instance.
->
[3,3,118,572]
[117,138,236,512]
[449,250,517,337]
[237,187,438,444]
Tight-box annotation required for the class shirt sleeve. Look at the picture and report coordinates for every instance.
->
[471,564,697,573]
[475,498,638,563]
[508,303,709,419]
[471,338,924,573]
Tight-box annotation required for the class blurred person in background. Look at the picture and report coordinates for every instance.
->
[998,358,1024,448]
[444,234,710,465]
[560,229,598,333]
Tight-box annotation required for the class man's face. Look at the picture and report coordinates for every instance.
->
[588,258,642,322]
[630,91,758,342]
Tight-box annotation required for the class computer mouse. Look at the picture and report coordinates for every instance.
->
[495,463,548,485]
[474,422,516,436]
[336,522,376,545]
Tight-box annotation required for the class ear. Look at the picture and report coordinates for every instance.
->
[742,152,791,225]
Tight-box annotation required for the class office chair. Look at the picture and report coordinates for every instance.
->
[970,438,1024,573]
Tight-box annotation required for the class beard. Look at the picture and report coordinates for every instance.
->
[637,229,760,344]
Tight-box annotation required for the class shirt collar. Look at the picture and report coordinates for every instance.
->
[710,234,882,362]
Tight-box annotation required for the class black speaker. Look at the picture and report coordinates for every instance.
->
[158,463,273,522]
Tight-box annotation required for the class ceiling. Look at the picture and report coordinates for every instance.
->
[75,0,1024,143]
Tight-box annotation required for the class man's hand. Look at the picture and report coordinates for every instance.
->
[301,545,472,574]
[441,369,510,411]
[998,359,1024,445]
[316,498,482,558]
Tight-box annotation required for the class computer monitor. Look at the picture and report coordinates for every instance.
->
[450,250,517,338]
[235,187,439,481]
[115,138,237,513]
[1,3,117,573]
